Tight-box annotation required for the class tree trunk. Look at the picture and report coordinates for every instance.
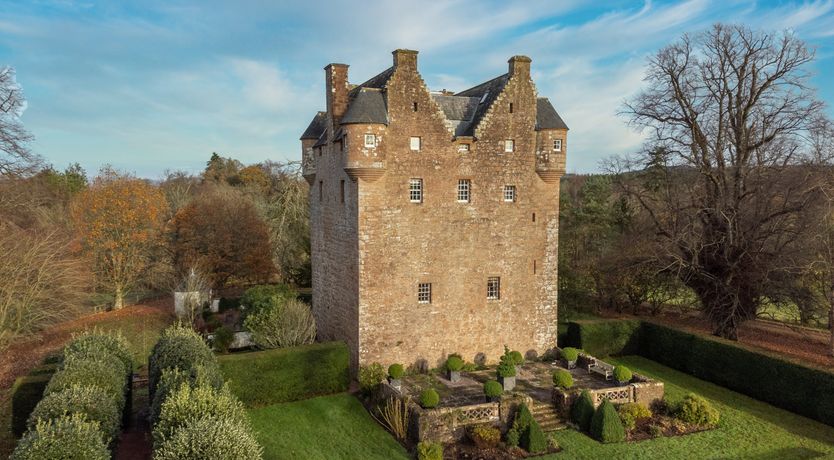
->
[113,286,124,311]
[829,286,834,357]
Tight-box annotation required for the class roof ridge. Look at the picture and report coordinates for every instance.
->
[456,73,509,96]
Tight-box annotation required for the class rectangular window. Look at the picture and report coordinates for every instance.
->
[504,185,516,203]
[340,180,345,203]
[418,283,431,303]
[509,102,514,113]
[364,134,376,148]
[457,143,470,153]
[413,102,419,112]
[504,139,514,153]
[318,181,323,202]
[410,136,421,151]
[409,178,423,203]
[487,277,501,300]
[553,139,562,152]
[457,179,471,203]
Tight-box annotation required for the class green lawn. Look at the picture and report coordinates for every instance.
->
[248,393,409,460]
[549,356,834,459]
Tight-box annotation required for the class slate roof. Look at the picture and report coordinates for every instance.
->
[454,74,510,137]
[536,98,569,130]
[341,88,388,125]
[431,94,480,137]
[350,66,395,95]
[300,111,327,140]
[312,128,328,148]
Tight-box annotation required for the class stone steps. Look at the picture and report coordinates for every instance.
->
[531,402,566,432]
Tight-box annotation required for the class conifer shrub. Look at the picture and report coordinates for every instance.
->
[590,399,625,443]
[675,394,720,428]
[522,417,547,453]
[358,362,386,396]
[570,390,595,432]
[153,384,247,447]
[552,369,574,389]
[11,414,109,460]
[63,331,133,377]
[148,324,216,398]
[416,441,443,460]
[45,356,126,411]
[419,388,440,409]
[388,363,405,379]
[617,402,652,431]
[28,385,120,443]
[153,417,262,460]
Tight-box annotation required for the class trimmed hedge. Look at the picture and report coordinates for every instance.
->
[11,373,53,437]
[28,385,121,443]
[153,384,247,447]
[63,331,133,377]
[218,341,349,407]
[148,324,217,398]
[45,356,127,411]
[639,321,834,427]
[11,413,110,460]
[563,319,642,357]
[153,416,262,460]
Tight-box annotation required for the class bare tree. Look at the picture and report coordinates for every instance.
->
[0,67,40,177]
[619,24,831,339]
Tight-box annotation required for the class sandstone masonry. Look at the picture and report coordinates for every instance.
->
[301,50,568,372]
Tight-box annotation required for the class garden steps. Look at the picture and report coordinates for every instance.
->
[530,402,566,432]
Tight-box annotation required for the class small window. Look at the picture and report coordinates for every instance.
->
[503,185,516,203]
[410,136,421,151]
[533,260,537,274]
[409,178,423,203]
[317,147,322,157]
[553,139,562,152]
[338,139,343,151]
[418,283,432,303]
[413,102,418,112]
[532,212,536,222]
[458,143,470,153]
[318,181,323,202]
[365,134,376,148]
[340,180,345,203]
[457,179,471,203]
[487,277,501,300]
[509,102,514,113]
[504,139,514,153]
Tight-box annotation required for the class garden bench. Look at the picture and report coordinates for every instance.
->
[588,360,614,381]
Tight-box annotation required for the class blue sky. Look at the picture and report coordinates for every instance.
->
[1,0,833,177]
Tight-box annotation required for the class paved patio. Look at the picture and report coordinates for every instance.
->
[398,361,625,408]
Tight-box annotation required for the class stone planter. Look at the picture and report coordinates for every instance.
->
[617,380,630,387]
[388,378,402,392]
[515,365,522,374]
[498,375,515,392]
[565,359,577,369]
[448,370,461,383]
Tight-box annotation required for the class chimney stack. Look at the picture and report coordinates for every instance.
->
[392,49,418,71]
[508,55,531,79]
[324,63,349,127]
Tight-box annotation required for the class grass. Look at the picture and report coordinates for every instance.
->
[549,356,834,459]
[247,393,409,460]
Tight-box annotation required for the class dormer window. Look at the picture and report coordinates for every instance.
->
[458,143,470,153]
[504,139,514,153]
[364,134,376,148]
[410,136,422,151]
[553,139,562,152]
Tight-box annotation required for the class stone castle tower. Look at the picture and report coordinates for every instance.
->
[300,49,567,372]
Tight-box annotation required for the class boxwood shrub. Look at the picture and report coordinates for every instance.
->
[63,331,133,377]
[570,390,595,432]
[148,324,216,398]
[153,417,262,460]
[153,384,247,447]
[28,385,121,443]
[218,341,349,406]
[420,388,440,409]
[11,373,52,437]
[11,414,109,460]
[483,380,503,398]
[388,363,404,379]
[240,283,297,317]
[590,399,625,443]
[45,356,127,411]
[552,369,573,389]
[150,364,225,426]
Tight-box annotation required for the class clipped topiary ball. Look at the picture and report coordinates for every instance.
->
[552,369,574,389]
[570,390,595,432]
[560,347,580,363]
[509,350,524,366]
[11,414,109,460]
[28,385,121,443]
[590,399,625,443]
[419,388,440,409]
[613,365,633,384]
[153,417,262,460]
[483,380,503,398]
[388,363,404,380]
[446,355,464,372]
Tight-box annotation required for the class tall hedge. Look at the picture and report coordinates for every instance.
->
[564,319,642,357]
[148,324,217,398]
[639,321,834,427]
[11,373,53,437]
[218,341,349,406]
[11,414,110,460]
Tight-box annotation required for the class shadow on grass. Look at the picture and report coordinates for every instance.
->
[713,447,828,460]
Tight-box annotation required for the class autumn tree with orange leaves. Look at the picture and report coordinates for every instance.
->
[72,168,168,310]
